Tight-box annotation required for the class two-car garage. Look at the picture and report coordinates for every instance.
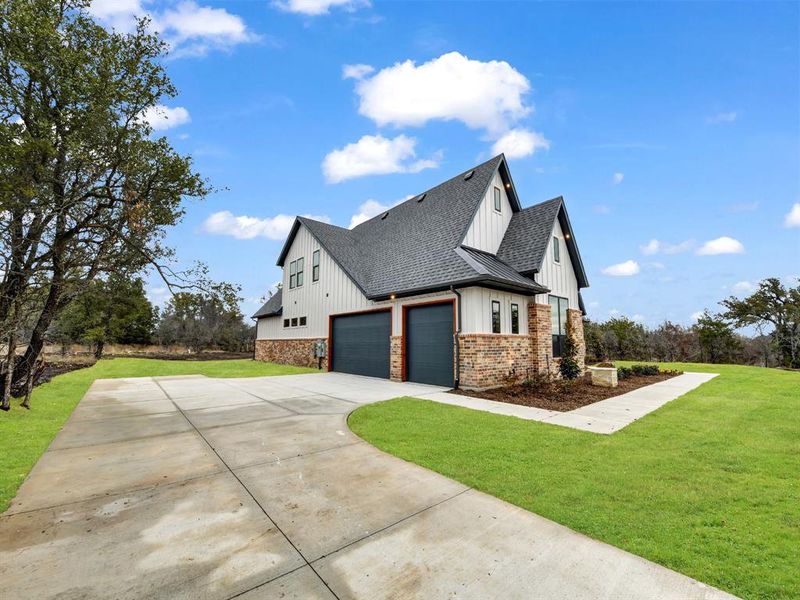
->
[329,301,454,387]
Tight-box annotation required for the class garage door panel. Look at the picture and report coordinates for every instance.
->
[331,311,391,379]
[406,303,454,387]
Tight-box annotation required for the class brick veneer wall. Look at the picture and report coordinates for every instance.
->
[254,338,324,369]
[528,303,559,376]
[390,336,402,381]
[457,334,534,389]
[566,308,586,371]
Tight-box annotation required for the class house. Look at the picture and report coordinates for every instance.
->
[253,154,589,389]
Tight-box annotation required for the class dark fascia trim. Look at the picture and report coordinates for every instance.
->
[557,203,590,289]
[276,218,302,267]
[578,291,587,316]
[457,155,517,248]
[369,275,548,301]
[497,156,522,212]
[253,308,283,319]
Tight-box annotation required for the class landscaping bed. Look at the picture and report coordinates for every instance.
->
[451,367,681,412]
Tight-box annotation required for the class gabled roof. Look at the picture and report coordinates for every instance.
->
[267,154,586,308]
[252,289,282,318]
[497,196,589,288]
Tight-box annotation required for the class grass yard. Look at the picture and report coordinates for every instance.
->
[349,363,800,599]
[0,357,317,512]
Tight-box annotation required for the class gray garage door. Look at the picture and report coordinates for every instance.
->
[331,311,391,379]
[405,303,454,387]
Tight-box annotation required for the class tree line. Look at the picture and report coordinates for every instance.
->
[585,278,799,368]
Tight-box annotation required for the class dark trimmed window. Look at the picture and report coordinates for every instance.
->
[491,300,501,333]
[296,257,304,287]
[549,295,568,357]
[511,303,519,334]
[553,236,560,263]
[299,316,307,326]
[312,250,320,282]
[283,318,289,328]
[289,260,297,289]
[291,317,298,327]
[493,186,502,212]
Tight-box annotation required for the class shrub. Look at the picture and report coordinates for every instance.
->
[631,364,660,376]
[617,366,632,380]
[596,361,615,368]
[559,329,582,381]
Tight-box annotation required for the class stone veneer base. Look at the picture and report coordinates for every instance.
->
[254,338,326,369]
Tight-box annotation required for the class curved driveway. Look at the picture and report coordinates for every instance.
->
[0,373,734,599]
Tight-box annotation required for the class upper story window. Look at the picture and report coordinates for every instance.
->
[296,257,304,287]
[553,236,561,263]
[511,303,519,334]
[312,250,320,282]
[549,295,568,357]
[289,261,297,289]
[491,300,501,333]
[493,186,502,212]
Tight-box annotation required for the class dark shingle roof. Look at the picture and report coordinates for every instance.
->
[496,196,563,274]
[265,155,586,310]
[252,289,282,318]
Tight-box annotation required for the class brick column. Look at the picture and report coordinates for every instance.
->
[390,335,403,381]
[528,303,555,375]
[566,309,586,371]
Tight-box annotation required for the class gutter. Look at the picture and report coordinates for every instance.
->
[450,285,462,389]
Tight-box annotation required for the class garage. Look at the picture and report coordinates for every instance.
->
[330,310,391,379]
[404,302,455,387]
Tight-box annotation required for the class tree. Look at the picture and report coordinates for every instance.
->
[559,320,581,380]
[603,317,649,360]
[650,321,699,363]
[0,0,212,405]
[721,278,800,368]
[52,276,156,358]
[693,311,741,364]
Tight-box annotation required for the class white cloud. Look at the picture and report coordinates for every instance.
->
[273,0,369,16]
[138,105,191,131]
[645,261,665,270]
[732,281,755,294]
[785,203,800,228]
[342,63,375,80]
[727,201,759,213]
[707,111,738,124]
[612,172,624,185]
[601,260,640,277]
[632,314,645,323]
[690,311,704,322]
[639,239,693,255]
[202,211,330,240]
[90,0,258,57]
[696,236,745,255]
[348,197,410,228]
[491,128,549,159]
[349,52,531,136]
[322,134,439,183]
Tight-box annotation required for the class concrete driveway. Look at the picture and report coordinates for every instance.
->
[0,372,733,599]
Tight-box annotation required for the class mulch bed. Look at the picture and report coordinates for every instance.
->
[450,371,681,412]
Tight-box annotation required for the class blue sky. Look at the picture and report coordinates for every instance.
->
[91,0,800,326]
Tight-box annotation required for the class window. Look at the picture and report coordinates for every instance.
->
[299,316,307,326]
[312,250,320,282]
[511,303,519,334]
[493,186,502,212]
[283,318,289,328]
[289,260,297,289]
[296,257,304,287]
[291,317,298,327]
[549,295,569,357]
[553,236,560,263]
[491,300,501,333]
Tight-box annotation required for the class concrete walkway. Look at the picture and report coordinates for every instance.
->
[416,372,719,434]
[0,373,733,599]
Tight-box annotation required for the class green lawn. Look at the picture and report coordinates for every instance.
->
[0,357,317,512]
[349,363,800,599]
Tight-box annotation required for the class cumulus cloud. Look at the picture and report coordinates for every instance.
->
[348,52,531,136]
[731,281,755,294]
[639,238,693,256]
[601,260,640,277]
[202,211,330,240]
[696,236,745,255]
[491,128,549,159]
[138,104,191,131]
[348,196,410,228]
[785,203,800,228]
[342,63,375,80]
[707,111,738,124]
[273,0,369,16]
[612,172,624,185]
[690,311,704,322]
[89,0,259,57]
[322,134,440,183]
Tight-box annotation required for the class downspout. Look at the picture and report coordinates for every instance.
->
[450,286,462,389]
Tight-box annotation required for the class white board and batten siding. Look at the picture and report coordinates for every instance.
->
[534,219,580,310]
[459,287,529,335]
[461,170,513,254]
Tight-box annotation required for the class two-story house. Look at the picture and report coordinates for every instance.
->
[253,154,589,389]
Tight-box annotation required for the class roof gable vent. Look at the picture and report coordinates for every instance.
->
[463,170,474,180]
[416,193,426,203]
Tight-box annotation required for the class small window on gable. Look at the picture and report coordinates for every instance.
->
[296,257,304,287]
[312,250,320,282]
[491,300,501,334]
[289,261,297,289]
[493,187,502,212]
[283,318,289,328]
[511,303,519,334]
[291,317,298,327]
[553,236,561,263]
